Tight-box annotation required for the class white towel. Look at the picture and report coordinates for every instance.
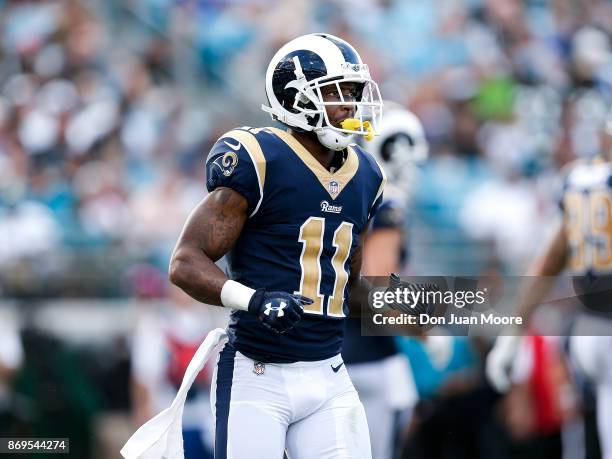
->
[121,328,228,459]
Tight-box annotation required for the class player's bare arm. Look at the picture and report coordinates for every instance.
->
[515,220,569,325]
[171,185,310,334]
[487,220,569,392]
[0,363,18,380]
[169,187,248,306]
[347,224,416,315]
[362,228,402,276]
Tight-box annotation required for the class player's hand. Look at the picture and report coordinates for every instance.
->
[485,333,522,392]
[248,290,313,334]
[386,273,439,316]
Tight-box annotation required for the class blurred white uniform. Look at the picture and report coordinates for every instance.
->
[559,159,612,459]
[570,322,612,459]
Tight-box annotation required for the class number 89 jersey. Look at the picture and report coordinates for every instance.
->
[561,157,612,316]
[206,126,385,363]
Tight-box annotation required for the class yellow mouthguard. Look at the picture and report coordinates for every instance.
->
[363,121,374,141]
[340,118,361,130]
[340,119,374,141]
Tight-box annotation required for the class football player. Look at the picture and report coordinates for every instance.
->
[486,115,612,459]
[342,103,427,459]
[168,33,385,458]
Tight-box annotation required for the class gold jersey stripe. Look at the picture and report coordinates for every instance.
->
[224,129,267,217]
[372,156,387,210]
[327,222,353,317]
[297,217,326,315]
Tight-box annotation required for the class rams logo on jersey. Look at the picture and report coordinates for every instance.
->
[320,200,342,213]
[212,151,239,177]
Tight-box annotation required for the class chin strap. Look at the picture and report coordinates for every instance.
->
[316,127,353,151]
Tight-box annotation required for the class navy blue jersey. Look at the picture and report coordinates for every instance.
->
[371,199,404,231]
[342,319,399,364]
[560,157,612,316]
[206,126,385,362]
[371,198,408,265]
[343,198,404,365]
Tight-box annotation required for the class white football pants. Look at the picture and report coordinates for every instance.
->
[346,355,417,459]
[570,317,612,459]
[211,344,372,459]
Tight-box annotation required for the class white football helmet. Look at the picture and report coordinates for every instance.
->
[361,102,429,199]
[262,33,383,151]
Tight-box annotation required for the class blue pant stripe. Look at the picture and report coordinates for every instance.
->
[215,345,236,459]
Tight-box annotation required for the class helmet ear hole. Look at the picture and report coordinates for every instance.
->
[381,138,394,162]
[297,99,316,112]
[296,99,320,127]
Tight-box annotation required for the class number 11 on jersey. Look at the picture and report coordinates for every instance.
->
[296,217,353,317]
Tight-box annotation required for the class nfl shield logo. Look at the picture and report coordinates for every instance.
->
[329,180,339,197]
[253,362,265,375]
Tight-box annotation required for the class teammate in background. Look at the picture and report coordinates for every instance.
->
[486,114,612,459]
[342,103,428,459]
[168,34,384,458]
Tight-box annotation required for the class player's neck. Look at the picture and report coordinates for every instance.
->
[289,130,342,171]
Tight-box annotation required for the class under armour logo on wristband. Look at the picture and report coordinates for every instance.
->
[264,301,286,317]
